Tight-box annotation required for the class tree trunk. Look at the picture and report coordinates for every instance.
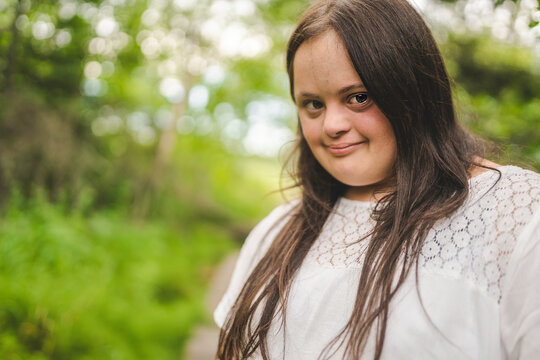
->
[132,74,193,218]
[2,0,23,93]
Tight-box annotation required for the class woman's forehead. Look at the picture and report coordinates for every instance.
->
[293,30,364,98]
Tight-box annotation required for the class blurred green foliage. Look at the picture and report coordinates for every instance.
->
[0,194,234,359]
[0,0,539,358]
[441,35,540,167]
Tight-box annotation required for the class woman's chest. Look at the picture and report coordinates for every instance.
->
[269,265,503,360]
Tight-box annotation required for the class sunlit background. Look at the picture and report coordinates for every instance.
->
[0,0,539,358]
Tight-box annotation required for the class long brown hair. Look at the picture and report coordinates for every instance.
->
[218,0,482,358]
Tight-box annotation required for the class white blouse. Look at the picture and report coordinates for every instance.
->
[214,166,540,359]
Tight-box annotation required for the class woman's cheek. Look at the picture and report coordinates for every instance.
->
[300,120,320,146]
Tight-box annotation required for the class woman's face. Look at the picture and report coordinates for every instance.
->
[293,30,397,201]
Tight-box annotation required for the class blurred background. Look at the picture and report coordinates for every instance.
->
[0,0,539,358]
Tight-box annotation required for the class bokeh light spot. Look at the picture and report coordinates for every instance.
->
[159,77,185,103]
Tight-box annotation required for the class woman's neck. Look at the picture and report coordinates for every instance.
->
[343,158,501,202]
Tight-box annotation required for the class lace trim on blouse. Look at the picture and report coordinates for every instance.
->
[304,166,540,303]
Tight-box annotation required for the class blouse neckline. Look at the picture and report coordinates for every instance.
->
[338,165,516,208]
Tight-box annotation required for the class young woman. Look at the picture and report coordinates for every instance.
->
[214,0,540,359]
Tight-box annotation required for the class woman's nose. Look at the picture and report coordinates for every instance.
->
[323,104,351,138]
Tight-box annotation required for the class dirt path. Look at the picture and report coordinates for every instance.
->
[184,252,238,360]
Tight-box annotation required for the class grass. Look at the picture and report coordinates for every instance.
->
[0,198,235,359]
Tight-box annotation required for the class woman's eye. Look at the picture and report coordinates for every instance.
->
[349,93,369,104]
[304,100,324,111]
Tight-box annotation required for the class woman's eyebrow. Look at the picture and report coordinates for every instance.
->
[338,84,367,95]
[296,84,367,99]
[296,91,321,99]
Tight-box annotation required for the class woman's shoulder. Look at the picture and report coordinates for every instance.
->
[238,199,300,264]
[494,164,540,183]
[214,199,300,328]
[249,199,300,240]
[465,165,540,236]
[469,165,540,209]
[267,199,301,221]
[420,165,540,301]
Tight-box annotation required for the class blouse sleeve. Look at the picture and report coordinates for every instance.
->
[213,200,299,329]
[500,208,540,359]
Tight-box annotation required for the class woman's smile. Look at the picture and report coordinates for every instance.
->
[325,141,367,156]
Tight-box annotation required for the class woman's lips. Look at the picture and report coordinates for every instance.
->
[326,141,366,155]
